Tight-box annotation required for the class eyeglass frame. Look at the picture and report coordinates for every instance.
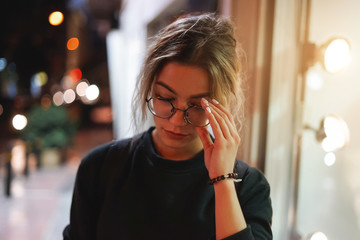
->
[145,96,210,127]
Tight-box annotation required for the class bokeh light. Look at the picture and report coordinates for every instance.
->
[41,95,52,110]
[308,232,328,240]
[0,104,3,116]
[30,72,48,97]
[32,72,48,87]
[7,81,18,99]
[306,69,323,90]
[70,68,82,82]
[85,84,100,101]
[323,38,351,73]
[11,140,27,174]
[53,91,64,106]
[49,11,64,26]
[30,80,41,97]
[64,89,76,104]
[90,106,113,123]
[76,81,89,97]
[324,152,336,166]
[0,57,7,71]
[61,75,74,89]
[321,115,350,152]
[12,114,28,130]
[67,37,79,51]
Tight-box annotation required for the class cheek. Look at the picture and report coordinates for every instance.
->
[153,116,165,127]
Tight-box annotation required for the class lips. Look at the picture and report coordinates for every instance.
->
[164,129,189,140]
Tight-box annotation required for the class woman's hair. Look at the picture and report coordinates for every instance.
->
[132,12,245,135]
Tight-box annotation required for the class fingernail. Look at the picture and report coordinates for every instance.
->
[203,98,209,106]
[206,107,211,113]
[212,99,219,104]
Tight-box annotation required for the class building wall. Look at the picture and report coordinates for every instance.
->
[266,0,360,239]
[296,0,360,238]
[265,0,302,238]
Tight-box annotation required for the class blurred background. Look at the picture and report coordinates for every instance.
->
[0,0,359,240]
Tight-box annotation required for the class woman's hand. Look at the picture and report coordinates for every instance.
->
[197,98,247,239]
[196,98,240,179]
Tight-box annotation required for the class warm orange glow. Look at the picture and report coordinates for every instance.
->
[49,11,64,26]
[323,38,351,73]
[70,68,82,82]
[320,114,350,152]
[67,37,79,51]
[41,96,52,110]
[90,106,113,123]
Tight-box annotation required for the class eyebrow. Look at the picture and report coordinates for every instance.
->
[155,81,210,99]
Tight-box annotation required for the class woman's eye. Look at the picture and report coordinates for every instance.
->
[156,95,173,101]
[193,105,204,110]
[190,102,202,108]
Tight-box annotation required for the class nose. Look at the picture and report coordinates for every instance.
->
[169,108,188,126]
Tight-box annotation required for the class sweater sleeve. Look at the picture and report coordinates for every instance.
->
[63,143,112,240]
[222,164,273,240]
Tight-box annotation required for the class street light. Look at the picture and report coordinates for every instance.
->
[67,37,79,51]
[49,11,64,26]
[12,114,28,130]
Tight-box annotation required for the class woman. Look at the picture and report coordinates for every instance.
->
[63,13,272,240]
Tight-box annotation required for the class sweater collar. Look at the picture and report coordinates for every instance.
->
[142,127,205,172]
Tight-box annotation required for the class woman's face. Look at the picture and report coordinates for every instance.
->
[151,62,210,160]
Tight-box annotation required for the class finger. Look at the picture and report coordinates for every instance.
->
[211,99,236,127]
[210,101,241,146]
[210,106,236,139]
[210,107,234,140]
[207,101,234,140]
[196,126,213,149]
[201,99,224,140]
[210,99,237,133]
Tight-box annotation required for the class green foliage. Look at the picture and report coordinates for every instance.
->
[22,105,77,149]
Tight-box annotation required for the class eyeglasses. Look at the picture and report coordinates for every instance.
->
[146,97,210,127]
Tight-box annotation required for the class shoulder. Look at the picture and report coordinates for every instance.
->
[78,132,146,174]
[79,139,128,167]
[234,160,269,187]
[234,161,273,235]
[233,160,271,203]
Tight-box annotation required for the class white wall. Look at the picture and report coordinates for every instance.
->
[107,0,175,139]
[265,0,302,238]
[296,0,360,239]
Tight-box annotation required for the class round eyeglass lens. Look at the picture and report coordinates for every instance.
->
[186,106,209,126]
[148,98,173,118]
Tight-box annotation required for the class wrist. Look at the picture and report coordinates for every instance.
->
[208,169,233,180]
[213,178,234,188]
[213,179,237,196]
[208,172,242,185]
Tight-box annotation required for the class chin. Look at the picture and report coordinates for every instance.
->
[157,127,200,150]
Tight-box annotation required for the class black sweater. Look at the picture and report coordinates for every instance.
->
[63,127,272,239]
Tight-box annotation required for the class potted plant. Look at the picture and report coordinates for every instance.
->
[22,104,77,167]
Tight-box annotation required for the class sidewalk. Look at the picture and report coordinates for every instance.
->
[0,127,113,240]
[0,163,78,240]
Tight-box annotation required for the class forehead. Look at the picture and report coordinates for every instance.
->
[154,62,210,97]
